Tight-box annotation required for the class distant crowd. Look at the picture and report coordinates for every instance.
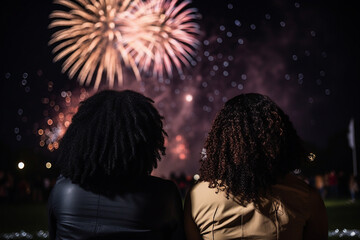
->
[0,169,358,204]
[0,170,196,203]
[307,170,359,202]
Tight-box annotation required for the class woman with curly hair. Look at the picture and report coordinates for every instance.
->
[184,93,327,240]
[48,90,185,240]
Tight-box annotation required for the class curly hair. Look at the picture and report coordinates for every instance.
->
[56,90,167,191]
[199,93,305,205]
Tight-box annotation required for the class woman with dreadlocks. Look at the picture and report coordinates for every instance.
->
[184,93,327,240]
[48,90,185,240]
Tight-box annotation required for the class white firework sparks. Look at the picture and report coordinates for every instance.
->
[49,0,200,89]
[49,0,141,89]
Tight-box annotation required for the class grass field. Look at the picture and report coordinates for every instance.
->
[325,199,360,239]
[0,199,359,239]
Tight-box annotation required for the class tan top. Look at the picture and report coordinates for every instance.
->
[184,174,328,240]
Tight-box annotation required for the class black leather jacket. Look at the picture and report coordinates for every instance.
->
[48,175,185,240]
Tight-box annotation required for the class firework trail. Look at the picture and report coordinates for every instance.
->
[49,0,200,89]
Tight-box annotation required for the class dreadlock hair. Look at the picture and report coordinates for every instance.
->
[56,89,167,192]
[200,93,305,206]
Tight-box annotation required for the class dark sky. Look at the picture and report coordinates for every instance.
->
[0,0,359,176]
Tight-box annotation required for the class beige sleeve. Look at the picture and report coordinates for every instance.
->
[184,189,203,240]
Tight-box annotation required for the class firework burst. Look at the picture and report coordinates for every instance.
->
[121,0,201,78]
[49,0,141,89]
[49,0,200,89]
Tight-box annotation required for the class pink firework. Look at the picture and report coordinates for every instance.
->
[121,0,201,78]
[49,0,200,90]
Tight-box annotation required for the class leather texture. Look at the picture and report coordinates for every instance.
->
[48,175,185,240]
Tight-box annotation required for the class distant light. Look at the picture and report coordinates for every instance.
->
[48,144,54,151]
[38,129,44,136]
[18,162,25,170]
[194,174,200,181]
[47,119,53,126]
[308,153,316,162]
[64,121,71,127]
[176,135,182,141]
[16,135,22,141]
[46,162,52,169]
[185,94,193,102]
[179,153,186,160]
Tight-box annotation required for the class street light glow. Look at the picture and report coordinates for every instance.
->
[18,162,25,170]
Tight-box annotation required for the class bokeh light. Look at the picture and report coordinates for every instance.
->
[18,162,25,170]
[46,162,52,169]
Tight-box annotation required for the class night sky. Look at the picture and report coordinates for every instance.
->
[0,0,359,177]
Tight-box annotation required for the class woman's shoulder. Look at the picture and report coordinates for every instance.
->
[144,175,178,188]
[276,173,315,192]
[187,180,231,206]
[51,175,78,194]
[272,173,323,215]
[140,176,182,196]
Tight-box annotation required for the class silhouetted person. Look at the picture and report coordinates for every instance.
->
[349,174,359,203]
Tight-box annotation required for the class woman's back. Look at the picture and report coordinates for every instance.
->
[49,175,184,240]
[185,173,327,240]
